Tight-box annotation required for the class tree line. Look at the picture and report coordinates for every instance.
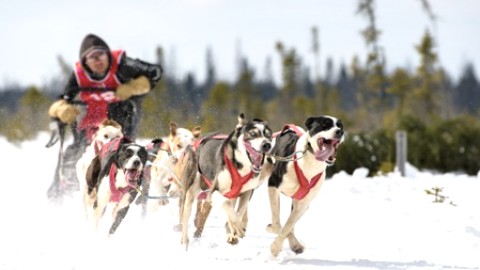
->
[1,1,479,175]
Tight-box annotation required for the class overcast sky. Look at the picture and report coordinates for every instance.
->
[1,0,479,88]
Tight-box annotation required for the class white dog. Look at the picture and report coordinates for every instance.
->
[145,122,201,214]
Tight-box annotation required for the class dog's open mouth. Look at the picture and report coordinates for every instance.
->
[124,169,141,183]
[315,138,340,165]
[244,142,265,173]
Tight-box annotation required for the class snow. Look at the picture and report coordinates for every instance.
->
[1,133,479,270]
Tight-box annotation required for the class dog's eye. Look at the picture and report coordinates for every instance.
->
[264,129,272,138]
[126,149,134,157]
[104,134,108,139]
[249,130,257,137]
[138,150,148,160]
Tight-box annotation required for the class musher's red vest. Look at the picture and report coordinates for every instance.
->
[74,50,124,142]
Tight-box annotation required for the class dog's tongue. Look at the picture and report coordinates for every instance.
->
[251,153,263,171]
[125,169,140,181]
[315,140,336,161]
[244,142,263,171]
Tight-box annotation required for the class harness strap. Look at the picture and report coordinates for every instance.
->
[100,137,136,202]
[273,124,304,138]
[222,150,254,199]
[193,134,228,150]
[199,135,254,199]
[291,153,323,200]
[108,164,135,202]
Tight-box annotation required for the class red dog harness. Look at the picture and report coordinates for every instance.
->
[292,153,323,200]
[99,137,137,203]
[278,124,323,200]
[196,134,254,199]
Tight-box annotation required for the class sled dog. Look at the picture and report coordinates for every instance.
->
[144,122,201,213]
[179,113,273,248]
[85,137,148,235]
[76,119,123,218]
[266,115,344,257]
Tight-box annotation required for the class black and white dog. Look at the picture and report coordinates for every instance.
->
[85,137,148,235]
[179,113,273,248]
[77,119,123,219]
[266,115,344,257]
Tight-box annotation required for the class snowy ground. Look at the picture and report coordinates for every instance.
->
[1,133,479,270]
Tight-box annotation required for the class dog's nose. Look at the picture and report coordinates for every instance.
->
[261,141,272,153]
[133,160,141,167]
[335,129,344,138]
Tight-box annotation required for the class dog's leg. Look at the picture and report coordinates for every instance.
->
[84,188,97,221]
[193,199,202,228]
[241,206,249,234]
[92,189,109,232]
[180,188,196,248]
[135,165,151,217]
[287,228,304,255]
[270,201,308,257]
[172,192,184,232]
[233,190,253,237]
[266,186,282,234]
[222,199,239,245]
[109,205,130,235]
[193,199,212,238]
[222,195,251,245]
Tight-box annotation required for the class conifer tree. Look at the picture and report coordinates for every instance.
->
[356,0,388,129]
[233,58,266,120]
[138,46,171,138]
[455,64,480,115]
[413,30,441,122]
[200,82,232,133]
[274,41,301,124]
[5,86,50,142]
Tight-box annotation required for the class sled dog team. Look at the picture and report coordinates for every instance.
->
[77,113,345,257]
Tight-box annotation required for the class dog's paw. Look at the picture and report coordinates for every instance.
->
[181,237,190,250]
[193,229,203,238]
[227,234,239,245]
[290,243,304,254]
[288,235,304,254]
[270,239,283,257]
[158,198,169,206]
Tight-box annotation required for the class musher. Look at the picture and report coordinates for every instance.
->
[47,33,163,198]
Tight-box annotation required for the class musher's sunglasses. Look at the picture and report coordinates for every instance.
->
[86,50,107,63]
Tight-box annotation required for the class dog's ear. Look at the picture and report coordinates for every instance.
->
[101,118,122,130]
[139,146,149,165]
[150,138,164,151]
[86,155,101,194]
[192,126,202,138]
[305,116,320,131]
[170,122,178,136]
[236,113,247,129]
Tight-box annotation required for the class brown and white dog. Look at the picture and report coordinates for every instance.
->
[76,119,123,218]
[179,113,273,248]
[265,115,344,257]
[85,137,148,235]
[143,122,201,215]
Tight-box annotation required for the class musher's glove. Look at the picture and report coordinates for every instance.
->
[48,99,80,124]
[115,76,151,100]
